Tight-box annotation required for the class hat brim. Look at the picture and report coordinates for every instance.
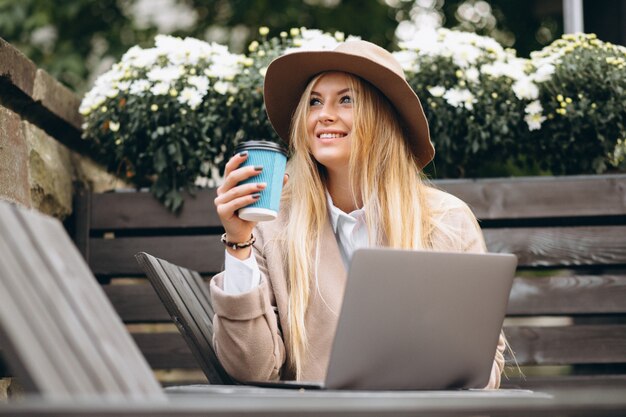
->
[263,50,434,169]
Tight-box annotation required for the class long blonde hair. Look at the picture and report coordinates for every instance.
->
[278,73,436,378]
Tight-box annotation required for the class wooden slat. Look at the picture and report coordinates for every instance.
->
[88,175,626,231]
[90,235,224,276]
[0,204,105,396]
[104,273,626,323]
[0,200,166,400]
[503,325,626,365]
[91,189,222,230]
[484,226,626,267]
[134,325,626,370]
[72,186,91,261]
[436,174,626,220]
[13,205,165,399]
[157,258,230,383]
[136,252,233,384]
[507,274,626,315]
[89,225,626,277]
[132,333,198,369]
[103,284,171,322]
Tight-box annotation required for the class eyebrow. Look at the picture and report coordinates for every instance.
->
[310,88,352,96]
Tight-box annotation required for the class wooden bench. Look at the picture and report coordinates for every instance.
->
[69,174,626,388]
[0,199,166,400]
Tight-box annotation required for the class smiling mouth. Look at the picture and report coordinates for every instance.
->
[318,133,347,139]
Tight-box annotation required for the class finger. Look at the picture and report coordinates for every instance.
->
[223,151,249,178]
[283,173,289,187]
[220,165,264,194]
[217,193,261,220]
[215,182,266,206]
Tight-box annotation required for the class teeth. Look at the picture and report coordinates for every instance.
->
[319,133,345,139]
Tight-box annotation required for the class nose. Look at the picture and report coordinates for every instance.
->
[318,102,336,123]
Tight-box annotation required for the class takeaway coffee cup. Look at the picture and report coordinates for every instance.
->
[235,140,288,222]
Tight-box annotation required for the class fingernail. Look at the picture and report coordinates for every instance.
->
[257,182,267,189]
[285,173,290,178]
[239,151,248,157]
[254,166,263,171]
[252,193,261,199]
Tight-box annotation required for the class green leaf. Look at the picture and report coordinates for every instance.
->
[153,147,167,173]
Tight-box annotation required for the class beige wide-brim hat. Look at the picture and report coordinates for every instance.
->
[263,39,434,169]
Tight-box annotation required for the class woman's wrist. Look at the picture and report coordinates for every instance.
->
[222,232,255,260]
[221,232,255,248]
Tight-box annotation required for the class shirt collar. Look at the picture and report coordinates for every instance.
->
[326,190,366,233]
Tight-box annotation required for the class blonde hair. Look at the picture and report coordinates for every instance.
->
[278,73,436,378]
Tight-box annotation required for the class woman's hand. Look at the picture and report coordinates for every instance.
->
[214,152,265,259]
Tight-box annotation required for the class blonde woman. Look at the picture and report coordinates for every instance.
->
[212,40,506,388]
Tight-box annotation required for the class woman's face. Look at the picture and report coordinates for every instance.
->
[306,72,354,174]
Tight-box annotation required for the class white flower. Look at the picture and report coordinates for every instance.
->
[524,113,546,131]
[109,121,120,132]
[443,88,477,110]
[130,80,151,95]
[532,63,556,82]
[284,28,361,54]
[178,87,204,109]
[524,100,543,115]
[465,67,480,83]
[213,81,230,95]
[208,54,243,79]
[481,58,528,80]
[151,82,170,96]
[399,27,506,62]
[147,65,184,84]
[116,81,132,91]
[392,50,419,72]
[187,75,210,93]
[512,78,539,100]
[195,176,211,187]
[122,45,159,69]
[451,44,482,68]
[427,86,446,97]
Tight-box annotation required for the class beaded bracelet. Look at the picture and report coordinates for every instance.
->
[220,233,256,250]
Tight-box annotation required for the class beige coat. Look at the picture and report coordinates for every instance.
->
[210,187,506,388]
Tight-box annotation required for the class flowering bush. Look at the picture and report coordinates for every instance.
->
[528,33,626,174]
[80,35,246,211]
[80,29,358,210]
[81,27,626,211]
[394,28,547,177]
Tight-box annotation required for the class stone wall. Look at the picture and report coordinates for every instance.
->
[0,37,127,217]
[0,37,127,398]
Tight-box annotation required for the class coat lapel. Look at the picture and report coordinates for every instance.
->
[315,217,347,302]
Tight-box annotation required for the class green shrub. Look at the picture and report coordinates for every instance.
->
[80,35,246,211]
[528,33,626,174]
[395,28,543,177]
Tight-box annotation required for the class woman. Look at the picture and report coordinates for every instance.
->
[211,40,506,388]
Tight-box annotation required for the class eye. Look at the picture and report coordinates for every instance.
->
[309,97,322,106]
[340,95,353,104]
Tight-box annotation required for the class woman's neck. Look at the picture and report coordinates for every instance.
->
[326,172,362,213]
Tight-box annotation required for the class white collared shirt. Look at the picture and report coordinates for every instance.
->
[223,195,371,294]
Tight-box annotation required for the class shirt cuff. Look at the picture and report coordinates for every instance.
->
[223,249,262,295]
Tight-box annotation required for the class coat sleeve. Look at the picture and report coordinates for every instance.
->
[210,237,286,382]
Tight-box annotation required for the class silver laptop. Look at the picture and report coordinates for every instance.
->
[252,248,517,390]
